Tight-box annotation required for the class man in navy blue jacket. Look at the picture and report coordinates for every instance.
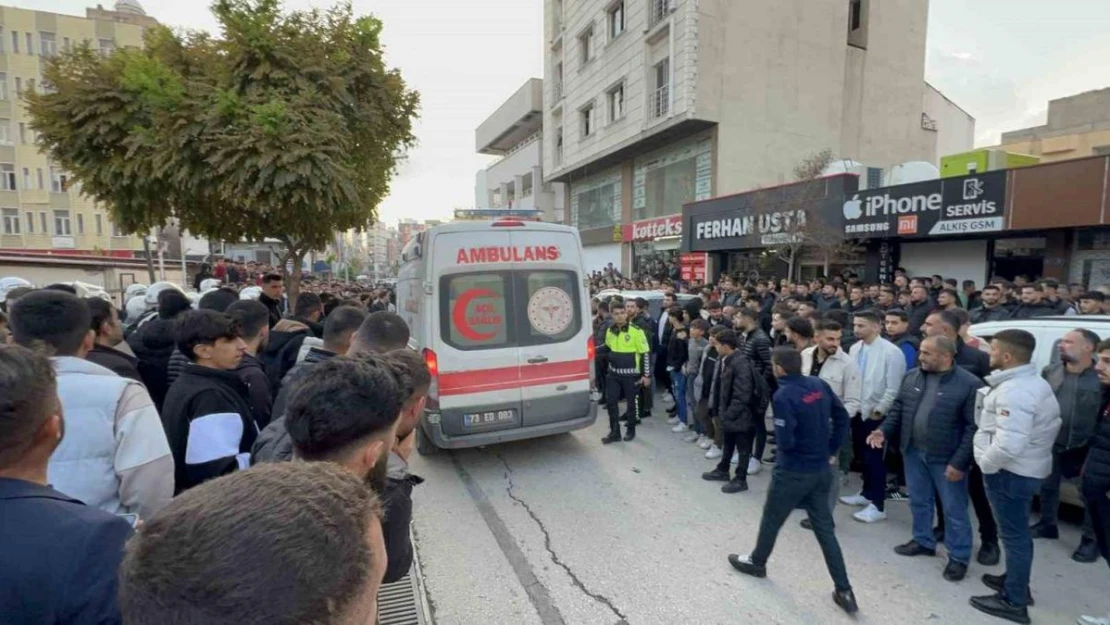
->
[728,346,858,616]
[0,344,133,625]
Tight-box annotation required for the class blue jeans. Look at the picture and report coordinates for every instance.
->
[984,470,1042,607]
[670,371,687,424]
[904,447,972,564]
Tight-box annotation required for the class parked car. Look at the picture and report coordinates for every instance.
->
[592,290,699,321]
[970,315,1110,506]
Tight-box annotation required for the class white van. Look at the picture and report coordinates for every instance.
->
[397,217,598,454]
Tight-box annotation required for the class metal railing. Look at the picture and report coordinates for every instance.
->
[649,0,676,28]
[651,84,670,119]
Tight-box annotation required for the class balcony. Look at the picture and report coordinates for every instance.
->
[649,0,677,28]
[651,85,670,119]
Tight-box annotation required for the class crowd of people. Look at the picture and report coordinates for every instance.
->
[592,269,1110,624]
[0,275,424,625]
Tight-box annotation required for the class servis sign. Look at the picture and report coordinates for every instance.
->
[841,170,1007,238]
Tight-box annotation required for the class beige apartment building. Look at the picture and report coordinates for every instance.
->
[991,87,1110,162]
[0,1,154,257]
[544,0,971,273]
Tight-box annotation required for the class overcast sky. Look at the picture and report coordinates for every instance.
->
[17,0,1110,225]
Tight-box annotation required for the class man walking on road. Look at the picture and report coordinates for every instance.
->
[728,347,858,615]
[701,330,765,494]
[602,302,651,444]
[969,329,1061,624]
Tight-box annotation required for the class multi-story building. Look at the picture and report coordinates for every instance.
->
[543,0,973,274]
[475,78,565,222]
[0,1,154,257]
[990,87,1110,163]
[397,218,425,248]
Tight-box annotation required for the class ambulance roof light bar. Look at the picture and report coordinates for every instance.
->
[453,208,544,224]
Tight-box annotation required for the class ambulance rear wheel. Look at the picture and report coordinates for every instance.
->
[416,424,438,456]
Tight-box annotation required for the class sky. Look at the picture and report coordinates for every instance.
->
[17,0,1110,226]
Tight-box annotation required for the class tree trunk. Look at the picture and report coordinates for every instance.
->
[283,248,307,311]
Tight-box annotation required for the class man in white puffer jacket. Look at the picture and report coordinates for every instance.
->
[970,329,1061,625]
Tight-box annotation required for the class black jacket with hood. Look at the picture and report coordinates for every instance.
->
[127,315,180,411]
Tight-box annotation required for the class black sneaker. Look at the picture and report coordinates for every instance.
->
[601,432,622,445]
[721,478,748,494]
[969,594,1030,624]
[977,542,1001,566]
[800,518,814,530]
[943,560,968,582]
[1029,521,1059,540]
[982,573,1034,606]
[702,468,730,482]
[728,554,766,578]
[1074,538,1100,563]
[885,487,909,502]
[894,540,936,557]
[833,589,859,614]
[623,428,636,442]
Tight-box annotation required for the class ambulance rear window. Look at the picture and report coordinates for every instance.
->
[439,270,582,351]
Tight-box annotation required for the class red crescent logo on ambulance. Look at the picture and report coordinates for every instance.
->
[452,288,499,341]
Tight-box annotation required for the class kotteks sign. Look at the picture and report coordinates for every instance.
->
[841,171,1006,238]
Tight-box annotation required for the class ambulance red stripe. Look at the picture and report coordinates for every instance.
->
[438,359,590,396]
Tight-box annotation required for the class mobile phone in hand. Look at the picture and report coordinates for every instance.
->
[118,513,139,527]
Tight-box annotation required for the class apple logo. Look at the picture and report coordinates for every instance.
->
[843,195,863,220]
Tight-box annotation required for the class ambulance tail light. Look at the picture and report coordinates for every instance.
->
[586,336,596,386]
[492,219,526,227]
[423,348,440,410]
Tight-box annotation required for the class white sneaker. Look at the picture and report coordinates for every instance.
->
[698,437,713,450]
[730,450,740,465]
[661,394,675,406]
[683,432,700,443]
[705,445,723,459]
[852,504,887,524]
[671,422,689,433]
[839,493,871,507]
[1078,614,1110,625]
[747,458,762,475]
[666,416,681,426]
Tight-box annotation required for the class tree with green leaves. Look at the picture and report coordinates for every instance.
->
[27,0,419,305]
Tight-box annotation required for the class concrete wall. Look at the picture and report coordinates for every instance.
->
[924,84,976,163]
[994,88,1110,162]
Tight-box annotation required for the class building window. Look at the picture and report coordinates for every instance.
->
[574,182,619,229]
[608,83,625,122]
[21,168,30,190]
[37,168,45,190]
[77,213,85,235]
[95,213,104,235]
[54,210,71,236]
[554,62,564,101]
[40,32,56,57]
[578,25,595,66]
[39,213,47,234]
[608,2,626,40]
[25,33,33,57]
[0,74,6,100]
[111,222,124,237]
[0,119,9,145]
[522,172,533,197]
[2,208,19,235]
[0,164,15,191]
[17,123,25,144]
[649,0,676,28]
[25,212,34,233]
[1093,145,1110,156]
[848,0,868,49]
[555,126,564,166]
[14,77,21,96]
[50,167,68,193]
[0,27,4,54]
[652,58,671,118]
[11,31,19,54]
[580,103,595,137]
[98,38,116,56]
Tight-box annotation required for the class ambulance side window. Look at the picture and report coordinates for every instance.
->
[517,271,582,346]
[440,272,514,350]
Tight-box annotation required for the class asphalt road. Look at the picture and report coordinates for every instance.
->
[408,405,1106,625]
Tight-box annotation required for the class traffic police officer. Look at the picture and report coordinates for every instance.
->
[603,301,651,444]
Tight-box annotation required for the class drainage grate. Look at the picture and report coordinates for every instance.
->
[377,528,430,625]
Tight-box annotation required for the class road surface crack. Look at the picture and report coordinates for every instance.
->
[493,451,629,625]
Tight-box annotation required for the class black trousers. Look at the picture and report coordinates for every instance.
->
[605,375,639,434]
[638,379,653,419]
[935,462,998,544]
[654,351,672,395]
[1082,477,1110,567]
[718,429,755,479]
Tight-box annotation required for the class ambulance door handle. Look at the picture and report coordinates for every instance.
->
[527,356,549,364]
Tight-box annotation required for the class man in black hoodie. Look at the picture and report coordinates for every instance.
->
[161,310,256,494]
[1010,284,1056,320]
[904,286,935,338]
[129,289,193,411]
[226,300,274,428]
[85,298,142,382]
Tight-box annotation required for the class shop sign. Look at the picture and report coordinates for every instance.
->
[693,209,808,246]
[680,253,707,282]
[623,214,682,242]
[841,171,1006,238]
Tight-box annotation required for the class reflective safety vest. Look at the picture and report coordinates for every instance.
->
[605,323,651,377]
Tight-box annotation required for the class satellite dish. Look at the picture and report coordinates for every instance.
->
[885,161,940,186]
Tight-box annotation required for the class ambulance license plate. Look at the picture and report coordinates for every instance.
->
[463,410,516,427]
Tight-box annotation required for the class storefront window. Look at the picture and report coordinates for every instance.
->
[632,134,712,221]
[574,184,618,230]
[991,237,1045,281]
[632,242,680,282]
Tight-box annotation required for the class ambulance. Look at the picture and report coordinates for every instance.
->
[397,216,598,454]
